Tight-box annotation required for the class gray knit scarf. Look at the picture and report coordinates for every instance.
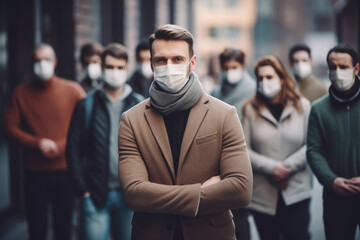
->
[149,72,203,116]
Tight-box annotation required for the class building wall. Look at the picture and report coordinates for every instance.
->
[194,0,257,77]
[334,0,359,52]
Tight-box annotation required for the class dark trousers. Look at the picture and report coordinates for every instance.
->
[25,170,74,240]
[232,208,250,240]
[252,194,310,240]
[323,198,360,240]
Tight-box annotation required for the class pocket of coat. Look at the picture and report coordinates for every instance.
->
[208,211,232,227]
[196,132,218,145]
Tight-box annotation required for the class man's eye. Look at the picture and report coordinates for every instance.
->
[156,59,165,63]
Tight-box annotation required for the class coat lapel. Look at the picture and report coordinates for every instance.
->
[178,94,209,174]
[144,102,175,181]
[260,101,296,127]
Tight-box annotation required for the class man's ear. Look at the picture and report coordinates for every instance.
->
[354,63,360,76]
[190,55,197,72]
[53,58,58,68]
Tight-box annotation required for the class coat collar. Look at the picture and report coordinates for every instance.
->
[144,94,209,181]
[259,101,296,127]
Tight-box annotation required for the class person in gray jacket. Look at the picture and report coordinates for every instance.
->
[211,48,255,240]
[211,48,256,119]
[242,56,312,240]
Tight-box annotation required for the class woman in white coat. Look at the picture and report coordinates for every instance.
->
[242,56,312,240]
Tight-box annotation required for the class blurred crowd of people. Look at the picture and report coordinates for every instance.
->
[3,23,360,240]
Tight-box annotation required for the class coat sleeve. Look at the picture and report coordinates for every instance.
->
[66,100,88,197]
[118,112,201,218]
[4,88,42,148]
[242,105,278,176]
[56,84,86,157]
[197,106,253,215]
[306,106,337,188]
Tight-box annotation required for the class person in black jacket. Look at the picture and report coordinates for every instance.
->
[127,40,153,97]
[66,43,144,240]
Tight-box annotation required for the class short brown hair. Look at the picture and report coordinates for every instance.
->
[148,24,194,58]
[101,43,128,64]
[219,48,245,69]
[80,42,103,66]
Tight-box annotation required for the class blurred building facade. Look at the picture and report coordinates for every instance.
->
[194,0,257,78]
[333,0,360,52]
[254,0,336,74]
[0,0,193,230]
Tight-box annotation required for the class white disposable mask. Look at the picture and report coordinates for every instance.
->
[226,68,243,84]
[258,78,282,98]
[34,60,54,81]
[86,63,102,80]
[329,68,355,91]
[293,62,312,80]
[140,62,153,78]
[103,69,127,89]
[153,58,193,93]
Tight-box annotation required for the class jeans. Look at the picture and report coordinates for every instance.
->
[323,198,360,240]
[82,189,133,240]
[25,170,74,240]
[252,194,310,240]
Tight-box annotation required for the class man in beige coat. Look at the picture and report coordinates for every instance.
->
[118,24,253,240]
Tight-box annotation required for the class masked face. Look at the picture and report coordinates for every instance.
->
[140,62,153,78]
[34,60,54,81]
[103,69,127,89]
[329,68,355,91]
[258,78,282,98]
[257,65,282,99]
[86,63,102,80]
[153,59,192,93]
[226,68,243,84]
[293,61,312,80]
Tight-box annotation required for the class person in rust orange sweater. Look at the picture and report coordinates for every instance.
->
[4,43,85,240]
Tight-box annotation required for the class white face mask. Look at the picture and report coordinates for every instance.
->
[293,62,312,80]
[226,68,243,84]
[34,60,54,81]
[153,58,193,93]
[140,62,153,78]
[258,78,282,98]
[86,63,102,80]
[329,68,355,91]
[103,69,127,89]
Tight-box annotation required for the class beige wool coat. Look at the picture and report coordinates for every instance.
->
[118,93,253,240]
[242,97,312,216]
